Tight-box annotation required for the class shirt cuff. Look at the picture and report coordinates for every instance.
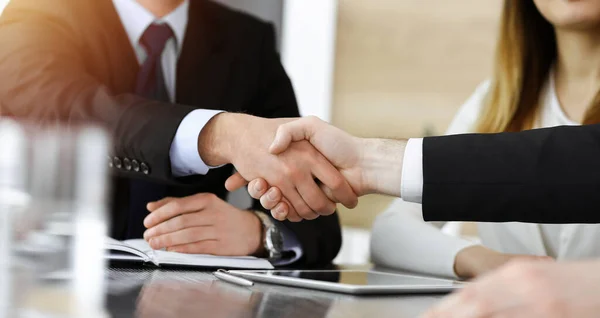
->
[401,138,424,204]
[270,221,303,266]
[170,109,225,177]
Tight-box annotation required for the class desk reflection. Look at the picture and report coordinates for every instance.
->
[106,269,333,318]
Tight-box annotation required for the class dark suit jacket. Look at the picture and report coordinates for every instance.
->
[0,0,341,266]
[422,124,600,224]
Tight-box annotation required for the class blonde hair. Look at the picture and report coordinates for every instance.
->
[476,0,600,133]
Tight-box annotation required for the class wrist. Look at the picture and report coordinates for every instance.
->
[197,113,239,166]
[359,138,406,197]
[454,245,496,278]
[249,211,267,257]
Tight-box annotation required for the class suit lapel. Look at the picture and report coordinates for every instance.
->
[95,0,140,93]
[176,0,230,108]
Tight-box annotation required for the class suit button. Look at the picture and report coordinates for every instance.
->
[131,160,140,172]
[141,162,150,175]
[123,158,132,171]
[108,156,114,168]
[113,157,122,169]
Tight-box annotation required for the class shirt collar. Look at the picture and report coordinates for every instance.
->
[112,0,189,53]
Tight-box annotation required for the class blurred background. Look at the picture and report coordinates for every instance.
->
[0,0,502,263]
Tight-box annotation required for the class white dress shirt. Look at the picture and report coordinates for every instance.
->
[112,0,221,177]
[372,70,600,278]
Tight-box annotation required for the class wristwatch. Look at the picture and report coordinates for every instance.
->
[253,211,284,260]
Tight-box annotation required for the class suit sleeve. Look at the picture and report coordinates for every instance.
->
[248,24,342,266]
[0,0,195,184]
[422,124,600,223]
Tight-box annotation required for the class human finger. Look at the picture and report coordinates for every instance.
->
[148,227,217,250]
[147,197,176,212]
[144,213,213,241]
[247,178,269,199]
[311,154,358,208]
[225,172,249,192]
[144,193,215,229]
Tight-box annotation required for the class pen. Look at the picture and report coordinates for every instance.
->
[213,269,254,287]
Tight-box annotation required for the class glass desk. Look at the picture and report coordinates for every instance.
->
[106,266,447,318]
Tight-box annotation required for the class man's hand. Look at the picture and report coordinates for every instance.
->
[199,113,358,221]
[421,260,600,318]
[142,193,264,256]
[453,245,553,278]
[227,116,407,221]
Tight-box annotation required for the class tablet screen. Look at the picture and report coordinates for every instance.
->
[247,270,457,287]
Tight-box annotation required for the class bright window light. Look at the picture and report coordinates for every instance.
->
[0,0,9,15]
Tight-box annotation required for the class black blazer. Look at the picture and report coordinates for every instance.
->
[0,0,341,266]
[422,124,600,224]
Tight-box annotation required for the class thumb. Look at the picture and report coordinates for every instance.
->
[225,172,249,191]
[269,117,316,154]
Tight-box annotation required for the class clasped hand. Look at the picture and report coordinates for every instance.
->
[226,116,369,222]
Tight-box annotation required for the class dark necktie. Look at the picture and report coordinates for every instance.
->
[126,23,175,239]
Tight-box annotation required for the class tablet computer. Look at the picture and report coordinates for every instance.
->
[226,270,464,295]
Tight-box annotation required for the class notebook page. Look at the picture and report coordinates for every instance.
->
[105,237,150,262]
[123,239,273,269]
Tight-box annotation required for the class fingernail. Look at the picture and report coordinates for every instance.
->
[267,189,277,201]
[254,181,264,192]
[144,229,154,240]
[273,206,284,217]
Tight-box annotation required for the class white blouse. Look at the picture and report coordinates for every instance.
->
[371,72,600,278]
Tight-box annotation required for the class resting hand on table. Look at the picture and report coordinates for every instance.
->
[422,260,600,318]
[202,113,358,222]
[142,193,263,256]
[454,245,553,278]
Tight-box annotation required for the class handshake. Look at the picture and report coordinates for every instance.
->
[199,113,406,221]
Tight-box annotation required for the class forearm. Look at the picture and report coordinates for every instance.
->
[359,138,407,197]
[371,200,476,278]
[422,125,600,223]
[197,113,238,166]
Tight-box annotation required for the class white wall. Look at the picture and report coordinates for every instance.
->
[281,0,338,121]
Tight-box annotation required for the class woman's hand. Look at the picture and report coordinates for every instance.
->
[454,245,554,278]
[142,193,264,257]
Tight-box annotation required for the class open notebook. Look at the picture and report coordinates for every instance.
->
[106,238,273,269]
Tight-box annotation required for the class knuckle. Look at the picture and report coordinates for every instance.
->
[202,192,217,201]
[189,228,202,241]
[177,214,191,229]
[169,201,182,213]
[153,237,165,248]
[330,175,345,190]
[171,216,182,229]
[314,201,329,215]
[298,206,315,219]
[281,164,296,178]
